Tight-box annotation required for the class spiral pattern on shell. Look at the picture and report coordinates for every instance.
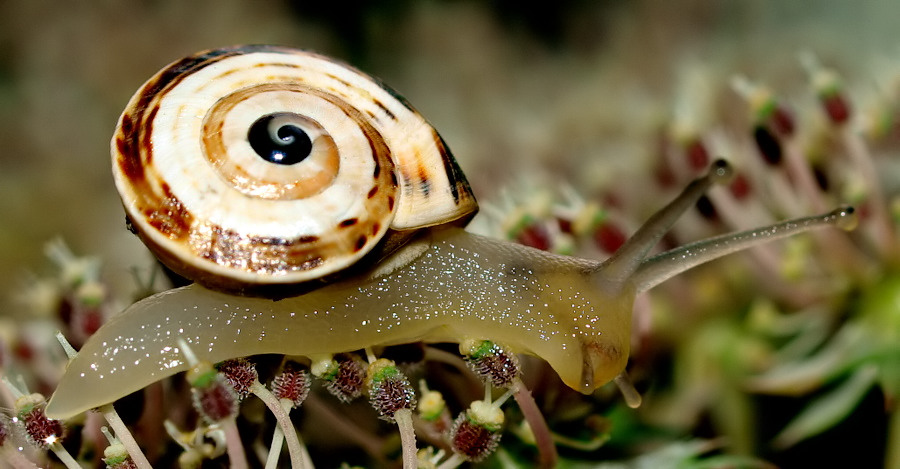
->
[112,46,477,291]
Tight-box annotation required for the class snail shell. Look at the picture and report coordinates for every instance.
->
[113,45,477,292]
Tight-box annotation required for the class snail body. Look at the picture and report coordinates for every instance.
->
[46,46,856,419]
[47,227,633,417]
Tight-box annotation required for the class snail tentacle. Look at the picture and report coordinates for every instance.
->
[633,205,858,293]
[597,159,733,287]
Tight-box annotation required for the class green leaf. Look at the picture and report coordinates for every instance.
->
[773,365,878,448]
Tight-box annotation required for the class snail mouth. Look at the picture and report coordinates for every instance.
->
[578,340,626,395]
[579,349,596,395]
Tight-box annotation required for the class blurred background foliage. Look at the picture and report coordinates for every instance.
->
[1,1,899,467]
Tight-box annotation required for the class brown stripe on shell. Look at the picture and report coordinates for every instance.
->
[115,47,251,224]
[145,183,193,239]
[140,104,159,164]
[257,62,303,69]
[189,223,326,275]
[372,98,396,121]
[353,235,367,252]
[325,72,352,88]
[416,164,432,196]
[434,130,474,205]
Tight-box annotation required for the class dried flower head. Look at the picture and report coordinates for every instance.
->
[314,353,367,403]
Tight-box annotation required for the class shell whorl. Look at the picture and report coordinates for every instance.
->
[112,46,477,291]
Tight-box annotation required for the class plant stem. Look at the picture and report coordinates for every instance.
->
[511,379,557,469]
[251,381,309,469]
[394,408,418,469]
[222,418,248,469]
[101,404,152,469]
[49,443,82,469]
[435,452,465,469]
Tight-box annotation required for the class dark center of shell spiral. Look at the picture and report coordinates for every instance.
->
[248,112,313,165]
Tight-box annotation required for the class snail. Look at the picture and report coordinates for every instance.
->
[45,45,856,419]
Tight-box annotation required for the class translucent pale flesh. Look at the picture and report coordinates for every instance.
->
[46,227,633,419]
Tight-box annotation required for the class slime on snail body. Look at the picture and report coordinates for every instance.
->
[45,46,856,420]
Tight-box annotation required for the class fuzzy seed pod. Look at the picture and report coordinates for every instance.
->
[272,363,311,408]
[217,358,258,400]
[316,353,367,403]
[367,358,416,421]
[15,394,64,449]
[448,401,504,462]
[187,362,239,424]
[460,339,520,388]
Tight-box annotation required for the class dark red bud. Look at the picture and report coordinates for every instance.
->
[822,93,851,124]
[729,173,752,200]
[771,105,795,137]
[515,224,553,251]
[685,139,710,172]
[594,223,627,254]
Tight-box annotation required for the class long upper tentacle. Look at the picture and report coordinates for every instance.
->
[596,160,733,288]
[633,205,857,293]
